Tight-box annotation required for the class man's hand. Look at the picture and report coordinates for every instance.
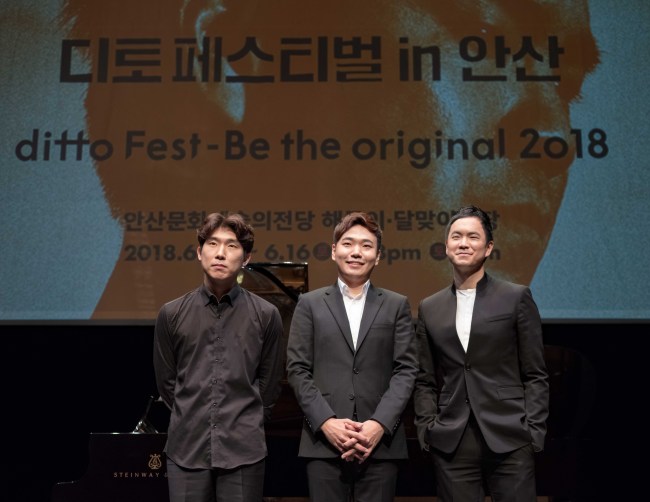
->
[341,419,385,463]
[320,417,364,453]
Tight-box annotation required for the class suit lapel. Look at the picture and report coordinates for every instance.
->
[446,286,468,357]
[323,284,355,353]
[356,285,383,351]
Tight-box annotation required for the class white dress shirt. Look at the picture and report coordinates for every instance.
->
[455,288,476,352]
[338,278,370,350]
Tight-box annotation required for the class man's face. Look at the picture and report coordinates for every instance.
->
[197,227,250,286]
[332,225,380,287]
[446,217,494,275]
[388,0,599,284]
[180,0,598,292]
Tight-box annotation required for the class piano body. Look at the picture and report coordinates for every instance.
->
[51,433,169,502]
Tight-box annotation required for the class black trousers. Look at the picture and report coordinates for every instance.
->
[306,457,399,502]
[166,457,265,502]
[431,414,537,502]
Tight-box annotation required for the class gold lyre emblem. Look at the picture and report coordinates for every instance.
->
[148,453,162,470]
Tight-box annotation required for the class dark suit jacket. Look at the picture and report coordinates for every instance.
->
[413,273,549,454]
[286,282,418,459]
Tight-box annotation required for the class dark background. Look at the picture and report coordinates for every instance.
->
[2,321,641,502]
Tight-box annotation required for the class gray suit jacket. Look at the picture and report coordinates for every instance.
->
[286,283,418,459]
[413,273,549,454]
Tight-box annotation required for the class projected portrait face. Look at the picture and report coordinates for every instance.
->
[63,0,599,318]
[390,0,600,281]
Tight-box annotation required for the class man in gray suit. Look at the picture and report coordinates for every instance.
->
[413,205,549,502]
[286,211,418,502]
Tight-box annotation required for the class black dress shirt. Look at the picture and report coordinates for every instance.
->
[154,284,284,469]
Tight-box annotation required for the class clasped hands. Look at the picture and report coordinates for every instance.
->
[320,417,385,463]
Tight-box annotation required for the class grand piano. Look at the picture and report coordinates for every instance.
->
[52,262,595,500]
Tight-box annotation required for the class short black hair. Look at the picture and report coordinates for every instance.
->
[333,211,382,250]
[445,205,494,243]
[197,213,254,254]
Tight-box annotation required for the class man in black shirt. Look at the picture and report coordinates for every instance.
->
[154,212,284,502]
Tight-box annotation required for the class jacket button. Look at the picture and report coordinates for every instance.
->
[464,364,471,371]
[353,368,359,374]
[348,394,355,400]
[465,398,470,404]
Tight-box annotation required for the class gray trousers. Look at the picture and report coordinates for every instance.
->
[166,457,265,502]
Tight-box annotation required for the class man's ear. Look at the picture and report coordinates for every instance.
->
[243,252,252,267]
[180,3,246,124]
[485,240,494,258]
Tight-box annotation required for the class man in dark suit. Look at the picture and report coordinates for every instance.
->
[286,211,418,502]
[413,205,549,502]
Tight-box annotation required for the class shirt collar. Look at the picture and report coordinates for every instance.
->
[338,278,370,300]
[201,283,241,306]
[451,272,489,296]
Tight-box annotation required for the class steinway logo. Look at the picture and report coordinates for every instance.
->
[148,454,162,470]
[112,453,167,479]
